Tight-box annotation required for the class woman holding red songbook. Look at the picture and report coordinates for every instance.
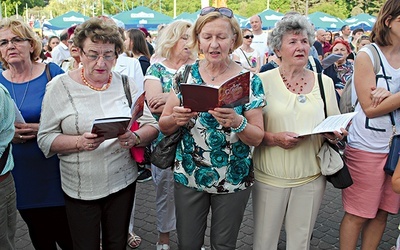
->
[158,7,265,249]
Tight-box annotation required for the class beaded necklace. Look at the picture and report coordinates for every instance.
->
[280,71,307,95]
[81,68,112,91]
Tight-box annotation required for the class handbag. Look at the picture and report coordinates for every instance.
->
[384,125,400,176]
[150,64,192,169]
[317,73,353,189]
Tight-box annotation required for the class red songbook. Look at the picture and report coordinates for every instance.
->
[180,71,250,112]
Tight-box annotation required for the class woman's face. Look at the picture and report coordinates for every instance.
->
[48,37,60,49]
[170,29,191,61]
[324,32,332,42]
[80,38,116,83]
[358,39,371,50]
[275,30,310,68]
[198,18,235,64]
[68,34,79,59]
[0,28,33,64]
[332,43,349,63]
[124,31,132,51]
[242,30,253,46]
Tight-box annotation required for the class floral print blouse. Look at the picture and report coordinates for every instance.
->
[173,61,265,194]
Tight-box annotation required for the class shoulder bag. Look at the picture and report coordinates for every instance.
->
[150,64,192,169]
[317,73,353,189]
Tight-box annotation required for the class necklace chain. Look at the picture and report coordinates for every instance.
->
[203,60,231,81]
[280,70,307,95]
[10,65,33,110]
[81,68,112,91]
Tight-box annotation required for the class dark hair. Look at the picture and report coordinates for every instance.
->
[125,28,151,60]
[370,0,400,47]
[352,28,364,36]
[340,25,349,32]
[60,30,68,41]
[47,36,59,52]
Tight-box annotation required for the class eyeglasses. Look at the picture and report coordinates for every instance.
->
[200,7,233,18]
[67,39,74,44]
[0,37,29,48]
[243,35,254,39]
[81,49,116,61]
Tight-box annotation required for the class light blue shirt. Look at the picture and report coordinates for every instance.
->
[0,84,15,175]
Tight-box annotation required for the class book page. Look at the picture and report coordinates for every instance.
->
[297,112,357,136]
[321,53,343,69]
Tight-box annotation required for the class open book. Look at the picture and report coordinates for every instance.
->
[297,112,357,137]
[180,71,250,112]
[91,91,145,140]
[321,53,342,69]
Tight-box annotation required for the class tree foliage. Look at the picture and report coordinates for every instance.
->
[8,0,384,21]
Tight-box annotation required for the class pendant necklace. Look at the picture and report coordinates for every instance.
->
[203,60,231,81]
[280,70,308,103]
[10,65,33,109]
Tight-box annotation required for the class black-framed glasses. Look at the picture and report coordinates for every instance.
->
[200,7,233,18]
[81,49,116,61]
[243,35,254,39]
[0,37,29,48]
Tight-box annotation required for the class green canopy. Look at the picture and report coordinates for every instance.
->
[43,11,89,30]
[308,12,344,31]
[345,13,376,31]
[113,6,173,30]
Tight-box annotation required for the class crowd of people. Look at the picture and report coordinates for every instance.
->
[1,1,400,250]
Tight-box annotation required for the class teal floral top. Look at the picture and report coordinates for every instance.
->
[145,62,177,144]
[173,61,265,194]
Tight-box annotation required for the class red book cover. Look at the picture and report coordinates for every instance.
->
[180,71,250,112]
[91,91,146,140]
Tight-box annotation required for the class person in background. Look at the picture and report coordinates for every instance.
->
[51,29,71,65]
[355,34,371,53]
[159,7,265,249]
[139,27,155,56]
[44,35,60,61]
[37,18,159,250]
[0,84,16,250]
[253,14,344,250]
[323,39,353,98]
[232,28,260,74]
[250,14,269,65]
[125,28,151,75]
[339,0,400,248]
[0,18,73,249]
[144,20,196,250]
[340,24,352,42]
[350,28,365,51]
[314,29,326,61]
[60,25,81,72]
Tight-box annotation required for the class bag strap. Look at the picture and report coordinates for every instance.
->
[309,56,317,72]
[0,143,11,174]
[239,48,252,68]
[317,73,327,118]
[122,74,132,107]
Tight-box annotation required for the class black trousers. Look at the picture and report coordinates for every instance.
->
[19,206,73,250]
[64,182,136,250]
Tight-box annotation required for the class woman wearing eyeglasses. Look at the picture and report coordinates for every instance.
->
[60,25,81,72]
[232,29,260,74]
[37,18,159,250]
[158,7,265,249]
[0,19,73,249]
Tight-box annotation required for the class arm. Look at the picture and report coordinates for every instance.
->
[392,158,400,194]
[144,78,169,115]
[354,51,400,118]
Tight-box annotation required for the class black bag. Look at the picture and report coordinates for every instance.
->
[150,64,192,169]
[384,133,400,176]
[150,129,182,169]
[317,73,353,189]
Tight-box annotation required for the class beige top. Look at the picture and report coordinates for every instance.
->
[253,68,340,188]
[38,72,158,200]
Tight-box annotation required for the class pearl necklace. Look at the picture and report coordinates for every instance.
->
[81,68,112,91]
[203,60,231,81]
[10,65,33,109]
[280,71,307,95]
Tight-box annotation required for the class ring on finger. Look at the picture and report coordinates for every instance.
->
[89,143,93,148]
[222,119,226,125]
[124,141,128,146]
[19,135,23,139]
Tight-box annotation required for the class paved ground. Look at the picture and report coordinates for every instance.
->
[15,180,400,250]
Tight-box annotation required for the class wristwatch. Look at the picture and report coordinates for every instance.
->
[132,132,141,146]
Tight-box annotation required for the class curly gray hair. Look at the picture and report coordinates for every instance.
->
[268,14,315,53]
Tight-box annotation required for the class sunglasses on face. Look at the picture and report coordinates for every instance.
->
[200,7,233,18]
[243,35,254,39]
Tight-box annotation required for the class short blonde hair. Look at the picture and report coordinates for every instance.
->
[0,18,42,69]
[155,20,195,60]
[187,11,242,54]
